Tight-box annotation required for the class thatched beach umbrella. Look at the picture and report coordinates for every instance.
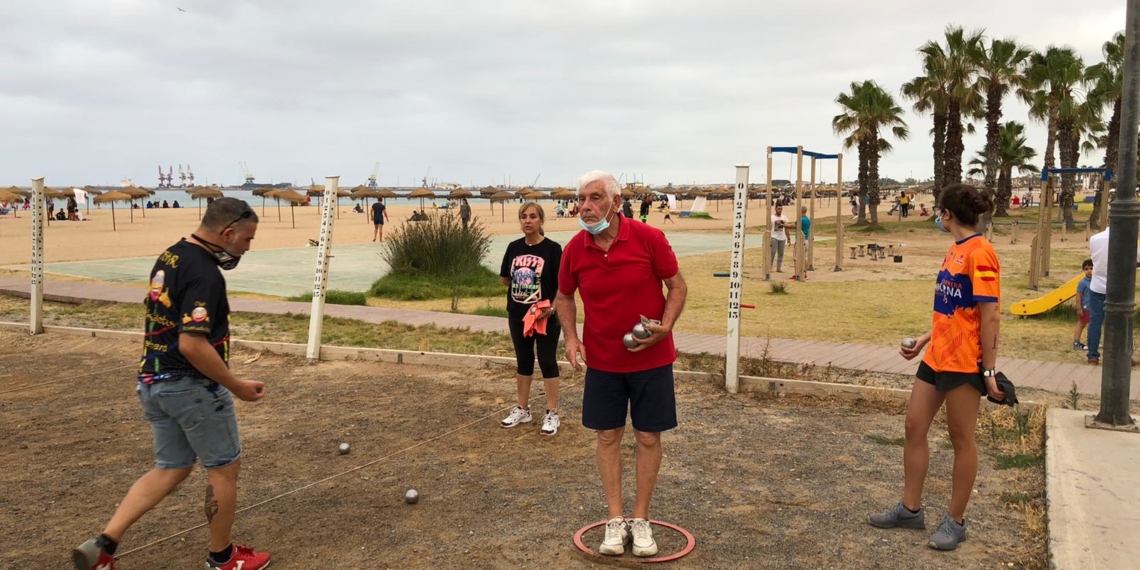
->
[0,189,18,203]
[449,188,473,199]
[119,186,151,220]
[6,186,30,198]
[490,190,515,222]
[251,187,275,217]
[350,187,373,223]
[407,187,435,212]
[93,191,133,231]
[190,187,224,220]
[267,188,306,228]
[525,190,549,201]
[551,188,576,201]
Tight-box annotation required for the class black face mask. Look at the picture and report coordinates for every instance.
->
[192,207,253,270]
[191,234,241,270]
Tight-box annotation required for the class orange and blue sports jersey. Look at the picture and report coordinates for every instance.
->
[922,234,1000,374]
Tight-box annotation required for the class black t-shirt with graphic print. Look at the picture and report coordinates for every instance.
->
[499,237,562,318]
[139,238,231,382]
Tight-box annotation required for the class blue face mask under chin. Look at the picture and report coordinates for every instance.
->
[935,215,949,233]
[579,202,614,235]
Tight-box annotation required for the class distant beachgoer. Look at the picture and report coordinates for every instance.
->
[23,197,31,210]
[459,198,471,229]
[622,197,633,219]
[1012,196,1020,207]
[639,196,650,223]
[172,201,181,209]
[162,200,170,208]
[770,205,789,272]
[1073,259,1093,350]
[371,199,389,242]
[919,203,930,217]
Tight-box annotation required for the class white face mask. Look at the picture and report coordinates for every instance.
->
[578,200,614,235]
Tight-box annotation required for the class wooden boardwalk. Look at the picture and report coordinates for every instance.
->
[1,276,1133,399]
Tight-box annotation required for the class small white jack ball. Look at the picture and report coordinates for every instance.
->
[338,443,350,455]
[405,489,419,504]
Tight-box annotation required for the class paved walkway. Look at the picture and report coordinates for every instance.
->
[1,276,1134,399]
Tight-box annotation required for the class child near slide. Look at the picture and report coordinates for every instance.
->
[1073,259,1093,350]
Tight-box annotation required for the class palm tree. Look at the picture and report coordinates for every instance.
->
[917,26,985,193]
[902,65,949,204]
[967,121,1039,216]
[1085,31,1126,228]
[973,38,1032,199]
[833,80,910,225]
[1023,46,1086,226]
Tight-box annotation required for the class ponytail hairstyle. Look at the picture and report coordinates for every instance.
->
[937,183,994,228]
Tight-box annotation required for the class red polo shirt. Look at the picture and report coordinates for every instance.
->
[558,217,679,373]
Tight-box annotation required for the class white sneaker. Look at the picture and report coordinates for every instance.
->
[598,517,629,556]
[540,410,560,437]
[630,518,658,557]
[500,406,532,428]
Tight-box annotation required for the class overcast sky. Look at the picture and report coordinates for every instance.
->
[0,0,1127,188]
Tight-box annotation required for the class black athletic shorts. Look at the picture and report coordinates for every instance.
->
[916,361,985,394]
[582,364,677,432]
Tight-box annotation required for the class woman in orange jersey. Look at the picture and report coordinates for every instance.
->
[868,183,1006,551]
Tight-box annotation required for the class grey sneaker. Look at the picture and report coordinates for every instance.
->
[929,514,967,550]
[868,501,925,529]
[500,406,532,428]
[597,517,629,555]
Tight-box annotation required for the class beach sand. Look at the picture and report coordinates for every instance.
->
[0,197,849,266]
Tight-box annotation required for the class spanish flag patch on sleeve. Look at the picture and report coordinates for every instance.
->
[975,265,998,282]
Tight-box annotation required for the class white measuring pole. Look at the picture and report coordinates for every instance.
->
[30,177,45,335]
[306,176,339,360]
[726,164,750,394]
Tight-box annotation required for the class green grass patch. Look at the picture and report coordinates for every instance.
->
[469,303,509,318]
[865,434,905,446]
[370,266,503,301]
[769,282,789,295]
[995,453,1045,470]
[287,290,368,306]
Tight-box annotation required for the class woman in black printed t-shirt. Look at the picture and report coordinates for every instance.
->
[498,202,563,436]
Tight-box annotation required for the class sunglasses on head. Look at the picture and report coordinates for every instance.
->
[223,208,254,232]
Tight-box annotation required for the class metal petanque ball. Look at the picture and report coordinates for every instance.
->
[338,443,350,455]
[405,489,420,504]
[632,323,652,340]
[622,333,639,349]
[901,338,917,349]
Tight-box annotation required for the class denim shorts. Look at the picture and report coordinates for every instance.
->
[137,376,242,469]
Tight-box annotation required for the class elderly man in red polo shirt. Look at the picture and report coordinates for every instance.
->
[555,170,688,558]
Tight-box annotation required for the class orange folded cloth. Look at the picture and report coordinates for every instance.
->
[523,300,551,338]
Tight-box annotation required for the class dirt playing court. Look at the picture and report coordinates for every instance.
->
[1,329,1043,569]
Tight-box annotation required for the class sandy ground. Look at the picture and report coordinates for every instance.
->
[0,196,845,266]
[2,330,1044,569]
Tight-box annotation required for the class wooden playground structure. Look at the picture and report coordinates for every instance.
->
[1028,167,1112,291]
[762,146,844,281]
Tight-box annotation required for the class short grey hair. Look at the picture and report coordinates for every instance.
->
[576,170,620,199]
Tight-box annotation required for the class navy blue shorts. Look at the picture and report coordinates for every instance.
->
[582,364,677,432]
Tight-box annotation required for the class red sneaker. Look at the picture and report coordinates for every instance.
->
[72,538,115,570]
[207,544,272,570]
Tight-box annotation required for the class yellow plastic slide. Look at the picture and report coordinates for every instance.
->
[1010,274,1085,316]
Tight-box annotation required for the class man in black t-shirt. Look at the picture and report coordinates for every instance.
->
[72,198,272,570]
[372,200,389,242]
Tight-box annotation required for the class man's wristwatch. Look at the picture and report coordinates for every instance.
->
[982,368,997,378]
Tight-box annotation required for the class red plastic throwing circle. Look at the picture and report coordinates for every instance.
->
[572,519,696,563]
